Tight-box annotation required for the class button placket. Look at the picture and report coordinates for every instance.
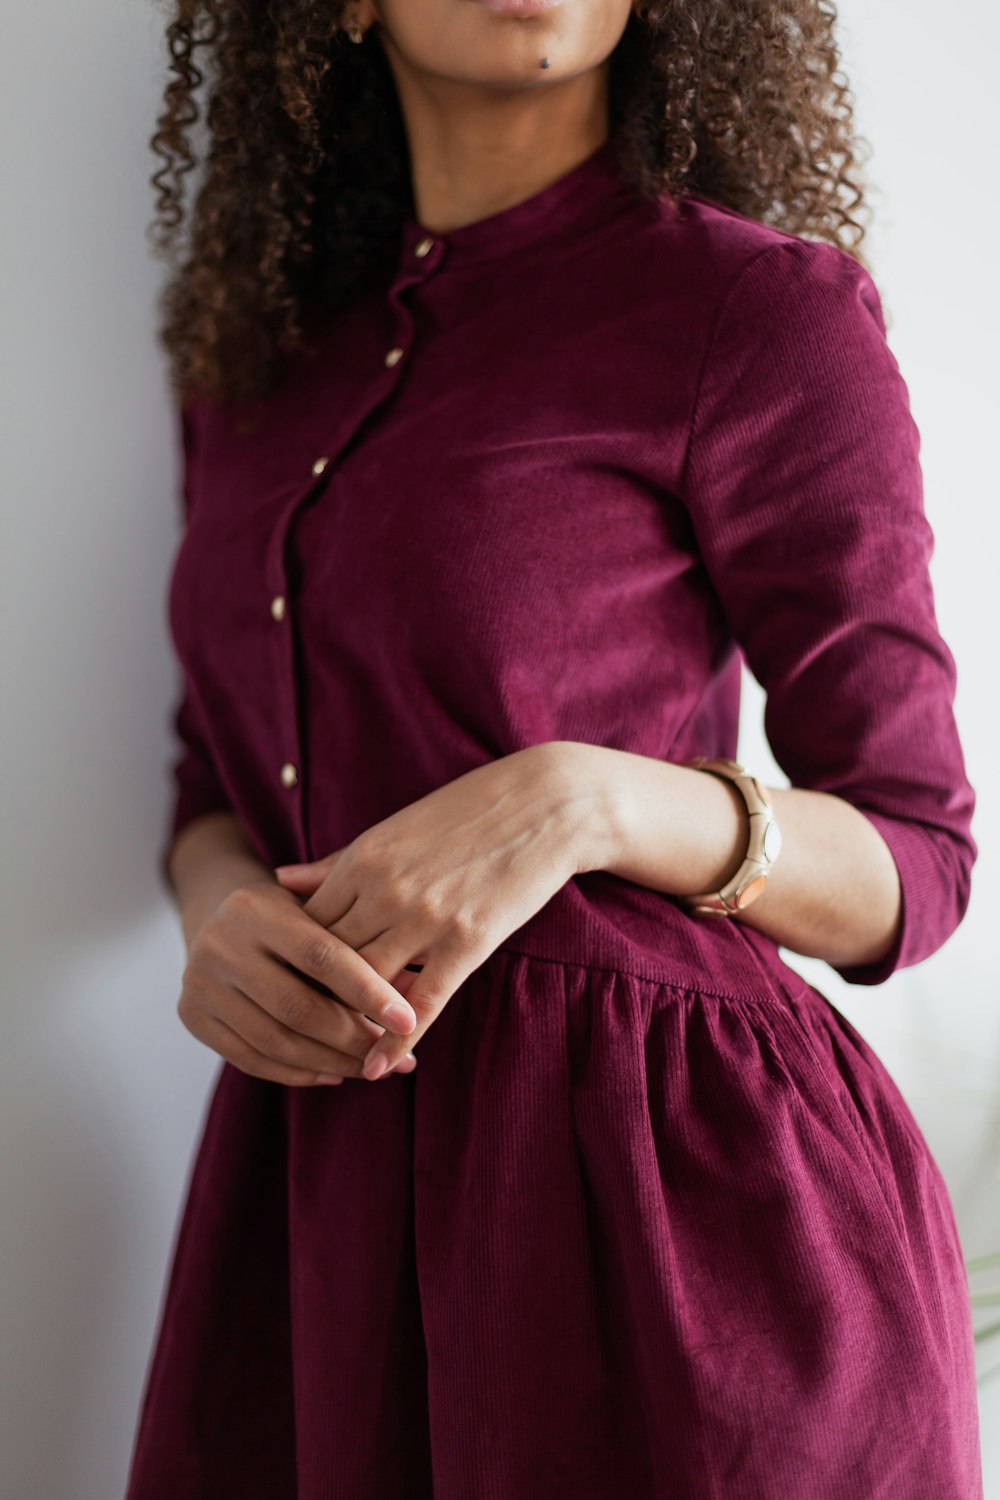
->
[369,227,445,375]
[266,234,444,861]
[409,231,445,277]
[264,495,309,858]
[380,282,420,378]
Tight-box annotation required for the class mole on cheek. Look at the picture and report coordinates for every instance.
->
[539,56,552,68]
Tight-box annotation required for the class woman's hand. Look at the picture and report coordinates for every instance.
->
[272,741,620,1080]
[176,877,420,1087]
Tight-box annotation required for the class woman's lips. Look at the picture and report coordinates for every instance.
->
[463,0,568,15]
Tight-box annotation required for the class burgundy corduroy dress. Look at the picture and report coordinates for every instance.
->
[124,139,983,1499]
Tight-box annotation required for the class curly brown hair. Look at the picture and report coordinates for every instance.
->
[149,0,872,408]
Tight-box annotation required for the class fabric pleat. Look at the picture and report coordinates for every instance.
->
[126,946,982,1499]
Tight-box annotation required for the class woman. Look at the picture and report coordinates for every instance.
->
[124,1,983,1496]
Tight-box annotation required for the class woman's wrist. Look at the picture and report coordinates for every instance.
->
[521,740,627,878]
[544,741,748,895]
[545,741,903,974]
[169,812,276,950]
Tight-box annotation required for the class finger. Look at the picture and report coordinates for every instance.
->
[250,979,416,1074]
[273,851,346,903]
[273,866,329,895]
[179,1005,349,1088]
[359,934,481,1080]
[300,878,363,932]
[258,952,418,1075]
[187,883,418,1076]
[274,854,337,881]
[241,945,387,1055]
[390,964,425,1001]
[312,893,377,954]
[248,894,420,1070]
[183,977,383,1079]
[376,976,424,1075]
[276,916,419,1036]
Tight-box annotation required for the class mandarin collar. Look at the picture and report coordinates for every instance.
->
[395,137,641,276]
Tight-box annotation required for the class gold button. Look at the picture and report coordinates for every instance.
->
[311,455,329,476]
[414,235,434,258]
[280,761,299,788]
[270,594,286,621]
[384,346,404,367]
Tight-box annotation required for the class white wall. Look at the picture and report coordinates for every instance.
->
[1,2,996,1495]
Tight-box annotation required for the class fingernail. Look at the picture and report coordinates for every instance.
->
[275,864,304,874]
[363,1052,388,1081]
[315,1074,343,1085]
[381,998,415,1032]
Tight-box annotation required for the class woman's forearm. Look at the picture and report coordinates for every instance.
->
[165,746,903,972]
[554,741,902,972]
[166,811,276,952]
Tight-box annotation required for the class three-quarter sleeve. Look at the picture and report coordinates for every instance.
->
[159,401,235,889]
[680,236,977,985]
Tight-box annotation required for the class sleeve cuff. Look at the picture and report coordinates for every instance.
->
[829,808,969,987]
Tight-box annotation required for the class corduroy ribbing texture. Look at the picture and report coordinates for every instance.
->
[126,139,982,1499]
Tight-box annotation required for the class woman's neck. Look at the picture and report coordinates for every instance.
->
[378,39,611,236]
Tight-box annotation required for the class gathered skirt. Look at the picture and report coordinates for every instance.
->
[123,943,983,1499]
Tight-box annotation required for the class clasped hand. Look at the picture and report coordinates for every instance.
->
[176,742,614,1087]
[272,740,607,1080]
